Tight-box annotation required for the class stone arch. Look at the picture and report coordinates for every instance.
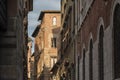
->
[96,17,105,80]
[97,17,105,41]
[88,33,94,52]
[110,0,120,79]
[110,0,120,30]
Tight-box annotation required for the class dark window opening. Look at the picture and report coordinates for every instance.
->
[89,39,93,80]
[83,49,85,80]
[114,4,120,79]
[98,26,104,80]
[25,1,27,9]
[78,56,80,80]
[29,0,33,11]
[0,0,7,31]
[51,38,57,48]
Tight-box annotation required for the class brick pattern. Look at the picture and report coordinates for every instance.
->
[33,11,61,80]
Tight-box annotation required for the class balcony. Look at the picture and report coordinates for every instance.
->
[48,48,57,56]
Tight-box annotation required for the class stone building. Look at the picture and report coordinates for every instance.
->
[32,10,61,80]
[27,37,35,80]
[0,0,33,80]
[52,0,120,80]
[75,0,120,80]
[54,0,76,80]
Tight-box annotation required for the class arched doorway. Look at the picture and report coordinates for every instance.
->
[113,3,120,79]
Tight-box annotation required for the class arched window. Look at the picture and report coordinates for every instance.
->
[98,26,104,80]
[83,49,85,80]
[53,17,57,25]
[113,4,120,79]
[89,39,93,80]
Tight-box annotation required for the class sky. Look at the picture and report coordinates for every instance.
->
[28,0,60,53]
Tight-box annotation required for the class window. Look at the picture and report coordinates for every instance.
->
[25,1,27,9]
[53,17,57,25]
[114,4,120,79]
[98,26,104,80]
[50,56,57,68]
[29,0,33,11]
[78,56,80,80]
[89,39,93,80]
[0,0,7,31]
[83,49,85,80]
[51,38,57,48]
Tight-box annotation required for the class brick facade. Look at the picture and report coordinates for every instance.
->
[75,0,120,80]
[32,10,61,80]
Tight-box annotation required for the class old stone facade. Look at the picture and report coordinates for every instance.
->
[0,0,33,80]
[51,0,120,80]
[32,10,61,80]
[53,0,76,80]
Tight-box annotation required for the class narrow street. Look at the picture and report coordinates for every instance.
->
[0,0,120,80]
